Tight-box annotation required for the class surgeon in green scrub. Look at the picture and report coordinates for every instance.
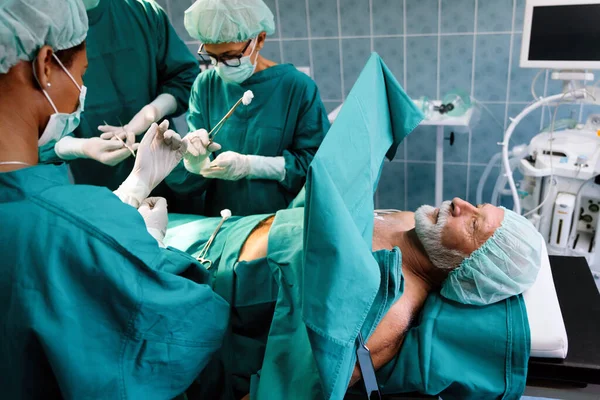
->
[0,1,228,398]
[166,0,330,216]
[40,0,199,194]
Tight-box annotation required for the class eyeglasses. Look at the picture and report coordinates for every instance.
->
[198,40,253,68]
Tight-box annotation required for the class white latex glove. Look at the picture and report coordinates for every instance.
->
[113,120,187,208]
[182,128,222,174]
[200,152,286,182]
[98,93,177,143]
[54,136,139,166]
[137,197,168,247]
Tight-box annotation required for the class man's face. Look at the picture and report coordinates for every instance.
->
[415,198,505,269]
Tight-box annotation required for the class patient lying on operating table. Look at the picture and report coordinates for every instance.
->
[164,195,543,399]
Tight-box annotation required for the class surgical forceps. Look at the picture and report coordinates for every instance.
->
[196,209,232,269]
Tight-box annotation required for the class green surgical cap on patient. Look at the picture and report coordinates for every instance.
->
[0,0,88,74]
[184,0,275,44]
[441,207,544,306]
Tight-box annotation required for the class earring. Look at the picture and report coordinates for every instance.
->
[47,82,51,87]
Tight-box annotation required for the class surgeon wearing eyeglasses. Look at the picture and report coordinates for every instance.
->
[166,0,331,217]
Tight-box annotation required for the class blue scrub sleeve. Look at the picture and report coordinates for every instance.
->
[150,1,199,117]
[280,84,330,193]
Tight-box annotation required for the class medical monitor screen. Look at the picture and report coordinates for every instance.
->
[529,4,600,62]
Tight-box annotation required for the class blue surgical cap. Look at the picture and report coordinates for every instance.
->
[184,0,275,44]
[441,207,544,305]
[0,0,88,74]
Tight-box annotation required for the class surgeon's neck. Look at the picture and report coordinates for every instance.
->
[254,54,277,73]
[0,65,41,171]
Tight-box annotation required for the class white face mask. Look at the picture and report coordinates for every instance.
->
[35,53,87,147]
[215,39,258,84]
[414,201,468,270]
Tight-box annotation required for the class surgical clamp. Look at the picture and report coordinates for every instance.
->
[196,209,232,269]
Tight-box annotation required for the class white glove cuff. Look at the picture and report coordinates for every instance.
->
[113,175,151,208]
[54,136,87,160]
[247,155,286,182]
[184,156,211,175]
[150,93,177,120]
[147,228,166,248]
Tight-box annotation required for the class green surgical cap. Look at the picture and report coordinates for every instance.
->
[184,0,275,44]
[441,207,543,306]
[0,0,88,74]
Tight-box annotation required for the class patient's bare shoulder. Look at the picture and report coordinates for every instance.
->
[372,211,415,250]
[384,211,415,230]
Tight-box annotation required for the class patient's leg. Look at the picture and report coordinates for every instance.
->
[238,216,275,261]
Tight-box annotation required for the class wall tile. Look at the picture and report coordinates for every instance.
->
[509,33,544,102]
[309,0,339,37]
[406,125,437,162]
[342,39,371,97]
[468,165,499,204]
[406,36,437,98]
[406,0,439,34]
[394,141,406,161]
[282,40,310,66]
[473,34,511,102]
[169,0,195,42]
[374,37,404,86]
[261,41,282,64]
[155,0,169,12]
[477,0,513,33]
[340,0,371,37]
[514,0,526,31]
[323,101,342,114]
[443,164,468,200]
[373,0,403,36]
[311,39,342,100]
[279,0,308,38]
[407,162,436,210]
[444,129,469,163]
[470,103,505,164]
[441,0,475,33]
[263,0,280,38]
[439,34,473,96]
[377,161,406,210]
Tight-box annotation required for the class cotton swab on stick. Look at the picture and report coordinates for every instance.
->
[208,90,254,140]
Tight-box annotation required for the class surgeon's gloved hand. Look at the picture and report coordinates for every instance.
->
[182,129,222,174]
[137,197,168,248]
[98,93,178,144]
[114,120,187,208]
[54,136,138,166]
[201,151,286,182]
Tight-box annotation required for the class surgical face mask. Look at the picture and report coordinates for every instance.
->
[35,54,87,147]
[414,202,467,270]
[215,39,258,84]
[82,0,101,10]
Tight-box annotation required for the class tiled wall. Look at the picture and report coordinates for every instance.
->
[158,0,600,210]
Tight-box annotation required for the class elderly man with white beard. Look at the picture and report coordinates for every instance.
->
[163,195,543,398]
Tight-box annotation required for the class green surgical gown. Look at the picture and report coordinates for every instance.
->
[166,64,330,216]
[39,0,198,193]
[0,164,229,399]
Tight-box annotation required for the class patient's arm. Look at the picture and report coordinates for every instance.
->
[349,270,429,387]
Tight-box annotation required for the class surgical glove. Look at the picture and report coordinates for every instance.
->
[137,197,168,248]
[114,120,187,208]
[182,128,222,174]
[201,152,286,182]
[54,136,138,166]
[98,93,177,144]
